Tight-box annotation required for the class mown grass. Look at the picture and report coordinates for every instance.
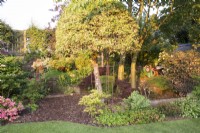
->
[1,118,200,133]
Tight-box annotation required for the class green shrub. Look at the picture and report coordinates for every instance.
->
[96,108,165,126]
[43,69,85,94]
[174,81,200,118]
[43,69,71,93]
[67,70,85,85]
[22,79,48,111]
[191,77,200,99]
[74,51,92,77]
[128,108,165,124]
[42,69,64,80]
[192,86,200,99]
[95,109,130,126]
[157,103,181,117]
[0,56,28,98]
[24,52,42,63]
[26,25,52,56]
[175,96,200,118]
[79,90,110,116]
[123,91,150,111]
[48,57,75,72]
[146,76,172,91]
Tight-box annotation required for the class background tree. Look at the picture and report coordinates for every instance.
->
[118,0,180,89]
[26,25,55,57]
[0,20,16,51]
[160,0,200,47]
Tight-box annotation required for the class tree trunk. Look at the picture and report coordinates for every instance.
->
[118,54,125,80]
[131,53,138,89]
[101,52,104,67]
[91,60,103,93]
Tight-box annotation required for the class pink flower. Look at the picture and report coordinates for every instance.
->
[0,110,6,119]
[8,101,16,108]
[0,96,24,122]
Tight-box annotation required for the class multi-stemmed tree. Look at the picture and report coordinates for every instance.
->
[56,0,139,92]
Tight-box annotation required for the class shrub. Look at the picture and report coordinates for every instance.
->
[22,79,48,111]
[95,91,165,126]
[160,50,200,94]
[67,70,85,85]
[157,103,181,117]
[24,52,42,63]
[26,25,51,55]
[0,56,27,98]
[95,109,130,126]
[146,76,172,91]
[47,57,74,72]
[0,96,24,122]
[128,108,165,124]
[123,91,150,111]
[43,69,81,93]
[74,51,92,77]
[175,96,200,118]
[191,77,200,99]
[96,108,164,126]
[174,79,200,118]
[79,90,110,116]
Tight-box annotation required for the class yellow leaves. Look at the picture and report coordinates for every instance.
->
[79,90,110,116]
[56,0,140,57]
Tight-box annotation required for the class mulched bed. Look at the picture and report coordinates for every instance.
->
[13,93,183,127]
[16,94,123,125]
[16,94,93,125]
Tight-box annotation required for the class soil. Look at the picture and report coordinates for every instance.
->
[16,94,93,125]
[14,67,180,125]
[13,93,183,126]
[15,94,123,125]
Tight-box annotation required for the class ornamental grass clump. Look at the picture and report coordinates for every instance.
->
[0,96,24,122]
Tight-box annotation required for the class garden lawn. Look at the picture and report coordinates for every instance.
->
[1,118,200,133]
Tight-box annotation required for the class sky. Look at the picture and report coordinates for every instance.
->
[0,0,56,30]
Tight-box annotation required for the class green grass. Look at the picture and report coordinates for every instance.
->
[1,119,200,133]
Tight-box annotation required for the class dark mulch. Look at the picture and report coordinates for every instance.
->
[16,94,123,125]
[16,94,94,125]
